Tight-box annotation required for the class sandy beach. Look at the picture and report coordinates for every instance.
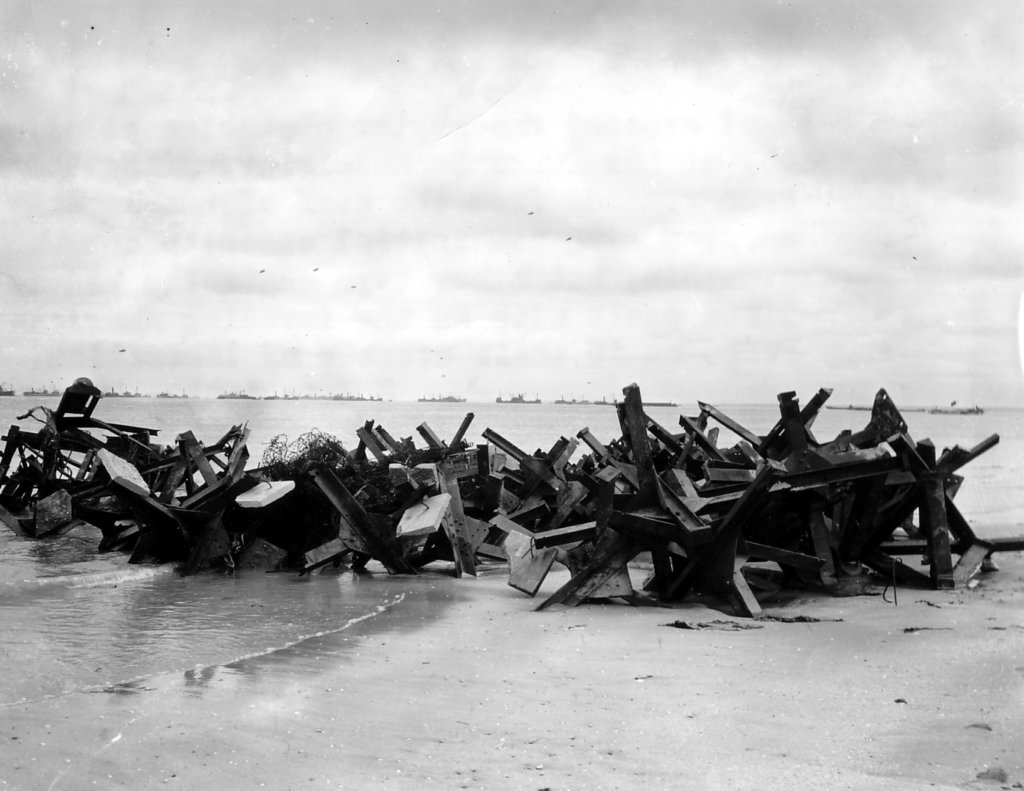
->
[2,552,1022,791]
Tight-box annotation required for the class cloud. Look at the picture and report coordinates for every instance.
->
[1,1,1022,403]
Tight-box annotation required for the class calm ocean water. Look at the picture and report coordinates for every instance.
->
[1,394,1021,704]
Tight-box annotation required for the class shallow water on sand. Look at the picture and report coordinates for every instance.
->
[0,549,419,704]
[1,395,1021,704]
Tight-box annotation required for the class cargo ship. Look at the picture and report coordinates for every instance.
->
[332,393,383,402]
[610,399,678,407]
[418,395,467,403]
[928,403,983,415]
[496,393,541,404]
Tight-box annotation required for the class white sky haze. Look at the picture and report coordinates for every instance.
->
[2,1,1022,406]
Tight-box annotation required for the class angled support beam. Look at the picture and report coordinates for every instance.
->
[696,401,762,447]
[416,422,447,452]
[678,415,727,462]
[666,464,775,601]
[448,412,475,451]
[917,441,954,589]
[438,461,476,577]
[620,383,659,507]
[536,529,639,610]
[311,466,416,575]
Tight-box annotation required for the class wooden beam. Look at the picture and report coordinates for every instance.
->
[936,434,999,474]
[536,529,639,610]
[539,481,588,531]
[656,478,714,546]
[481,428,528,463]
[416,422,446,451]
[667,464,775,601]
[489,512,535,538]
[620,383,659,507]
[836,474,886,563]
[533,521,598,548]
[696,401,762,447]
[861,548,933,587]
[606,509,688,547]
[448,412,475,450]
[438,462,476,577]
[311,467,416,575]
[779,455,900,490]
[505,532,558,596]
[743,540,823,573]
[808,507,837,586]
[178,430,219,488]
[356,423,389,462]
[917,441,954,588]
[952,542,989,587]
[373,424,403,454]
[678,415,727,462]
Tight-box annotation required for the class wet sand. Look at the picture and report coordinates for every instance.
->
[3,555,1023,791]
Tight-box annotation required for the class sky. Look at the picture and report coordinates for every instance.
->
[1,0,1022,406]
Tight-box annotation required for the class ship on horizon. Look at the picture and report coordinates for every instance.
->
[496,393,541,404]
[418,395,467,403]
[332,393,383,402]
[0,382,14,397]
[928,401,984,416]
[610,398,678,407]
[22,386,60,397]
[553,395,611,405]
[103,389,149,398]
[217,391,259,400]
[830,404,927,413]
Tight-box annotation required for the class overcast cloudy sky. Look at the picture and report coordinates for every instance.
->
[2,1,1022,405]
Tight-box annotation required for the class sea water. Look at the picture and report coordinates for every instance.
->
[1,394,1021,705]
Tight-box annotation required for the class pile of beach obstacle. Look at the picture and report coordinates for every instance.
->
[2,379,1022,617]
[289,383,1023,616]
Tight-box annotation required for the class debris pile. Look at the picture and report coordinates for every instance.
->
[0,377,252,572]
[502,383,1022,616]
[2,379,1022,617]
